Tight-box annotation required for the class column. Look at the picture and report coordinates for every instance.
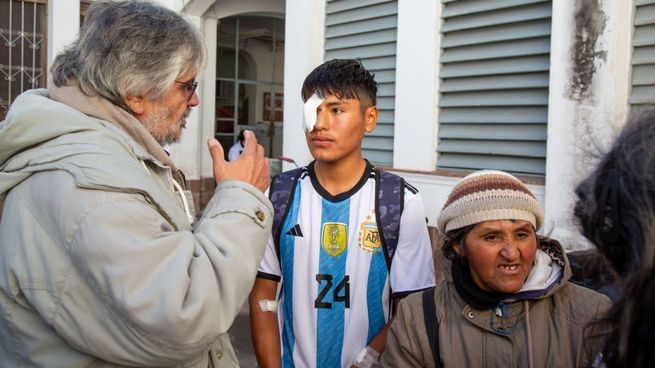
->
[169,14,204,181]
[392,0,441,171]
[281,0,326,169]
[47,0,79,83]
[544,0,633,250]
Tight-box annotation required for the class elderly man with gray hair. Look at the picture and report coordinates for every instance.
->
[0,1,272,367]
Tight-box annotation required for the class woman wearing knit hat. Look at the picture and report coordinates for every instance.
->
[383,170,611,368]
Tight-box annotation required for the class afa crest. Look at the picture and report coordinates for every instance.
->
[359,214,382,253]
[321,222,348,257]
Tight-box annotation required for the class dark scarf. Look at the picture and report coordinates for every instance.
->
[452,258,511,310]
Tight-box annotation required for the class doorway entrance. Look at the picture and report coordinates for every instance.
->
[215,15,284,160]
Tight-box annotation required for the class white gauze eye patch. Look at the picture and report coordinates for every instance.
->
[303,93,324,132]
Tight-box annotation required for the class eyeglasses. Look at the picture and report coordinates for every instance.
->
[175,80,198,102]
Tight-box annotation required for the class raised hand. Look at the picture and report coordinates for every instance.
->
[207,130,270,192]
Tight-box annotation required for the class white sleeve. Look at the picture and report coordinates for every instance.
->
[227,144,241,161]
[257,234,282,281]
[389,190,436,298]
[257,189,281,281]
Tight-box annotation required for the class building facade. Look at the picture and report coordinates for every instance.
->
[3,0,651,250]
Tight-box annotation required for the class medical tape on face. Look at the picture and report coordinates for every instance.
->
[303,93,324,132]
[258,299,277,312]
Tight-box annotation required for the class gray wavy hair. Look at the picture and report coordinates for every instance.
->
[51,0,206,109]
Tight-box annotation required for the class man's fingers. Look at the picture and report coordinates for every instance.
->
[208,132,271,192]
[241,130,257,155]
[256,157,272,192]
[263,157,271,178]
[207,138,226,163]
[256,143,265,158]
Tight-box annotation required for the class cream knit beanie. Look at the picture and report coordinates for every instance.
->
[437,170,544,234]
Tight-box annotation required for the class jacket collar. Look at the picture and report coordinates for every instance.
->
[0,88,192,231]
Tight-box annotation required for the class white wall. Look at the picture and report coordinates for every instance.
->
[281,0,326,169]
[209,0,284,19]
[392,0,440,171]
[173,0,286,19]
[198,16,219,179]
[169,14,205,179]
[544,0,632,250]
[47,0,79,84]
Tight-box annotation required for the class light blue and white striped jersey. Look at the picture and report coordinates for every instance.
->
[258,162,435,368]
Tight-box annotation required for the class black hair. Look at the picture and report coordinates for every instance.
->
[574,109,655,368]
[238,129,246,145]
[301,59,377,107]
[442,224,476,261]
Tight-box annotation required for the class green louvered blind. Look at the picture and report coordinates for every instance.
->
[630,0,655,114]
[437,0,552,176]
[325,0,398,165]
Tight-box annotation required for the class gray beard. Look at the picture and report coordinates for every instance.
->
[142,105,191,145]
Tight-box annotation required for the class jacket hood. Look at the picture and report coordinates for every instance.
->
[512,236,570,300]
[0,88,191,230]
[1,89,144,195]
[1,89,99,195]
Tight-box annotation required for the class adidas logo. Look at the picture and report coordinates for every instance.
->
[285,224,303,237]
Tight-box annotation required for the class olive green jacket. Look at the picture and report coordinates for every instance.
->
[383,238,611,368]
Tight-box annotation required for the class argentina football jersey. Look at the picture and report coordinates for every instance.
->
[258,161,435,368]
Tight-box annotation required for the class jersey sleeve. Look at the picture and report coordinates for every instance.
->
[257,188,281,281]
[257,234,281,282]
[389,189,436,298]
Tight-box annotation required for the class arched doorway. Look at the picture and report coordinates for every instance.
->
[215,15,284,160]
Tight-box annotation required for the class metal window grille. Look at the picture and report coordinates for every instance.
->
[0,0,47,120]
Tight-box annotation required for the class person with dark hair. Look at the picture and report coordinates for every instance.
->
[574,110,655,368]
[0,1,272,367]
[383,170,611,368]
[228,129,246,161]
[248,59,435,367]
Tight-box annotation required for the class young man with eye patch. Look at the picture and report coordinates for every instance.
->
[248,59,435,368]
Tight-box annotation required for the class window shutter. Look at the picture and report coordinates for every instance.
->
[630,0,655,114]
[325,0,398,165]
[437,0,551,175]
